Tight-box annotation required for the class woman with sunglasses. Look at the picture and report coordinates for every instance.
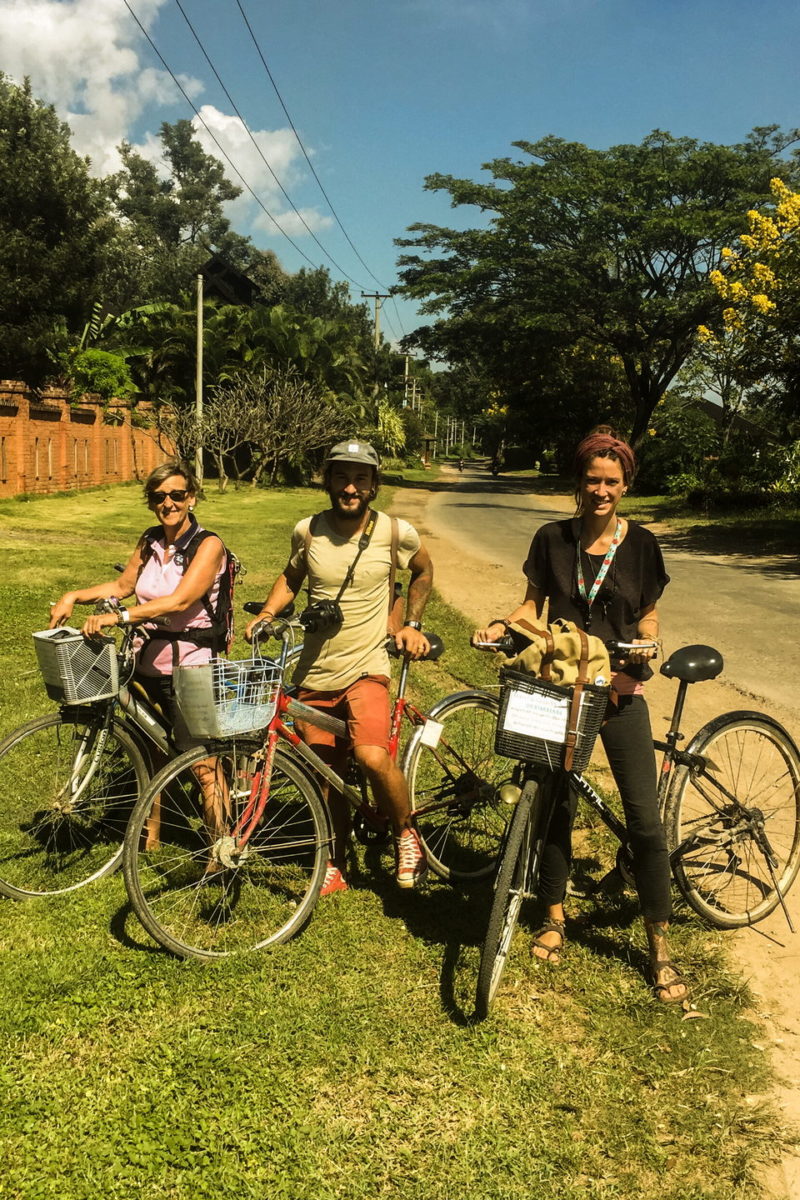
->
[473,427,688,1004]
[49,461,226,757]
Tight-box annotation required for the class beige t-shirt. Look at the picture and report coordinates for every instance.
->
[288,510,420,690]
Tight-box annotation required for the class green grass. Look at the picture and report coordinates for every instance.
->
[0,482,786,1200]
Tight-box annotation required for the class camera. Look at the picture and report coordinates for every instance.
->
[299,599,343,635]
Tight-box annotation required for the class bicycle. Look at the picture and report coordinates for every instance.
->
[0,605,167,899]
[0,598,301,901]
[474,638,800,1018]
[122,612,517,959]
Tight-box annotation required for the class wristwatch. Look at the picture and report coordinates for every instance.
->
[118,609,131,625]
[405,620,423,631]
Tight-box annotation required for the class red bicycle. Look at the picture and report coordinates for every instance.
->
[122,610,514,959]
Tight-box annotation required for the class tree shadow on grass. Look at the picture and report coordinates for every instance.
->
[653,523,800,573]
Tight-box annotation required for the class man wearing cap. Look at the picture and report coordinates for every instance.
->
[245,440,433,894]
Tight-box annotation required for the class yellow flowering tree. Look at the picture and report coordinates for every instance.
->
[707,178,800,423]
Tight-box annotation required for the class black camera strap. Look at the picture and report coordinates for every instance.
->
[332,507,379,603]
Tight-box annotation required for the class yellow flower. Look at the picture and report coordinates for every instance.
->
[751,293,775,314]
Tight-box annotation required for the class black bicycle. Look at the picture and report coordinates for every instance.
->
[474,639,800,1018]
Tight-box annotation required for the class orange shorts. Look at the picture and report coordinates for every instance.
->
[295,675,391,762]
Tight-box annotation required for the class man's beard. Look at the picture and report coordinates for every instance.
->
[330,490,370,521]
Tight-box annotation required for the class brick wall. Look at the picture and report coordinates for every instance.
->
[0,381,171,498]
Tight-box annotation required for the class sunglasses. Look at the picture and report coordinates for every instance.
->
[149,489,189,504]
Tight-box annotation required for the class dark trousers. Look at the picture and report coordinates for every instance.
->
[537,694,672,923]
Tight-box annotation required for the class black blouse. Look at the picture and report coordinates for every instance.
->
[522,518,670,679]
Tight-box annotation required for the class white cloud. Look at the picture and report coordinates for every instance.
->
[0,1,331,240]
[0,0,196,173]
[188,106,332,242]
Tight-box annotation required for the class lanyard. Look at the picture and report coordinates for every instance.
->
[576,519,622,609]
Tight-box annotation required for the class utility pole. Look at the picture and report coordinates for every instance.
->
[362,291,389,400]
[195,273,204,492]
[361,291,390,351]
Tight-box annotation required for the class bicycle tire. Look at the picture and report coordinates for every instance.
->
[0,711,147,900]
[123,740,329,959]
[475,780,548,1019]
[403,691,515,882]
[666,711,800,928]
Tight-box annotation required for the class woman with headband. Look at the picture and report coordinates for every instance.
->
[474,426,688,1003]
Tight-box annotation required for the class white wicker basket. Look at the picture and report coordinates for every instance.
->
[33,627,119,704]
[175,656,281,739]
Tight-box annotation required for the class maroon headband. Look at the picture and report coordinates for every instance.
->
[574,433,636,483]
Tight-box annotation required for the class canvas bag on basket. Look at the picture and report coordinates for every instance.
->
[500,616,610,686]
[499,617,611,772]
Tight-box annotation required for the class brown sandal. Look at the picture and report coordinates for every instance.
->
[650,959,689,1004]
[530,919,566,963]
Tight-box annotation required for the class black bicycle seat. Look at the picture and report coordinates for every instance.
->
[660,644,723,683]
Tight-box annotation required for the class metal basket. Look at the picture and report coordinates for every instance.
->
[33,627,119,704]
[175,655,281,739]
[495,668,609,772]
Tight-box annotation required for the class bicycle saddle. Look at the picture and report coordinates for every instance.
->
[660,644,723,683]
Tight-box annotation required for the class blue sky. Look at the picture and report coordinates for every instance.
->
[1,0,799,345]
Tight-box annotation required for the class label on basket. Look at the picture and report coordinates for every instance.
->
[502,688,569,743]
[419,719,443,748]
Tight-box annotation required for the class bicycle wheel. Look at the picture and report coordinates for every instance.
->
[0,711,147,899]
[475,779,549,1019]
[403,691,514,881]
[666,712,800,928]
[123,741,329,959]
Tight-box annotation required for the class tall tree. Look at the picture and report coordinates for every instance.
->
[0,75,114,384]
[397,129,799,445]
[108,120,253,307]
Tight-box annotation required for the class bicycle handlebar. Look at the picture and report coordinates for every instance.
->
[473,634,659,656]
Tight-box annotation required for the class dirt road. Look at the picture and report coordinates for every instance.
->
[391,464,800,1199]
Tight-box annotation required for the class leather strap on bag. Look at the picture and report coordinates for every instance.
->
[513,617,555,678]
[563,627,590,771]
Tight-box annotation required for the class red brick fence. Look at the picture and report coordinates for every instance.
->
[0,381,169,498]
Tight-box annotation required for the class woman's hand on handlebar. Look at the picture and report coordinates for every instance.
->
[81,610,123,639]
[608,638,659,664]
[472,620,507,647]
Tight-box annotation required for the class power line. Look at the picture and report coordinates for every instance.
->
[122,0,405,344]
[234,0,406,339]
[122,0,319,270]
[171,0,369,291]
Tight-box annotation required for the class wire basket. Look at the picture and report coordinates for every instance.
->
[175,655,282,739]
[494,668,609,772]
[33,627,119,704]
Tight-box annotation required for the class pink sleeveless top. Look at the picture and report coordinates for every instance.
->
[135,535,224,677]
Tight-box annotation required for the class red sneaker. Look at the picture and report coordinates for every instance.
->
[396,827,428,889]
[320,862,349,896]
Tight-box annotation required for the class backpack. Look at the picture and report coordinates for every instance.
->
[140,517,242,656]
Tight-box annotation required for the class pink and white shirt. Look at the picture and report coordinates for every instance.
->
[134,535,224,677]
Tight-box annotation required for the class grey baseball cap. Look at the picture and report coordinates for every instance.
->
[325,440,380,468]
